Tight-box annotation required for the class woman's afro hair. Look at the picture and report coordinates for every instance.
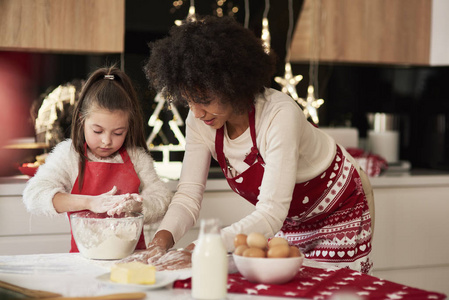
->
[144,15,277,114]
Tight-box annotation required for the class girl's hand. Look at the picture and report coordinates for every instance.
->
[107,193,143,216]
[88,186,132,214]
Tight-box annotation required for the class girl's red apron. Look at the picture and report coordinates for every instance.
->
[215,108,373,273]
[67,147,146,253]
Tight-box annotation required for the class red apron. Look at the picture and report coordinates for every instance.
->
[67,147,146,253]
[215,108,373,273]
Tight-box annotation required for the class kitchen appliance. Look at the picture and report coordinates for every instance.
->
[409,113,449,170]
[367,113,400,163]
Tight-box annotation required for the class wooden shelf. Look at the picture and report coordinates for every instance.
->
[290,0,449,65]
[3,143,50,150]
[0,0,125,54]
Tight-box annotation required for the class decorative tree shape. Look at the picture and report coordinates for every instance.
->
[147,92,186,164]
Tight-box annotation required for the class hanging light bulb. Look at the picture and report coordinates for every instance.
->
[261,18,271,53]
[295,0,325,124]
[261,0,271,53]
[275,0,303,101]
[175,0,196,25]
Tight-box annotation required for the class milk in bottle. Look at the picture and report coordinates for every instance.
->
[192,218,228,299]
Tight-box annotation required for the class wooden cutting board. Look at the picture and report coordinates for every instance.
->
[0,280,61,298]
[0,280,147,299]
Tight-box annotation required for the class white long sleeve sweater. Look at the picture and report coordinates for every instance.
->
[22,140,172,225]
[157,88,337,251]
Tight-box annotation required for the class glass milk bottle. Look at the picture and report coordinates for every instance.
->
[192,218,228,300]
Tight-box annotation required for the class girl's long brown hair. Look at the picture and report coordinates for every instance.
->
[71,65,148,190]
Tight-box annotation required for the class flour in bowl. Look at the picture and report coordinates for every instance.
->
[71,213,143,260]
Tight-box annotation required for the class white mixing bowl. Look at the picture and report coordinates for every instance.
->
[71,211,143,260]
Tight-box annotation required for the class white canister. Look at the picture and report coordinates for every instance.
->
[191,218,228,300]
[368,130,399,163]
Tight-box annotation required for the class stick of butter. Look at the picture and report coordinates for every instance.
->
[110,261,156,284]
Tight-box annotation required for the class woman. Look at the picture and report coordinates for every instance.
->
[125,16,374,274]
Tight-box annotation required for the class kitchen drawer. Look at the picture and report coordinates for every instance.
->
[0,234,70,255]
[174,190,255,248]
[0,196,70,236]
[371,185,449,269]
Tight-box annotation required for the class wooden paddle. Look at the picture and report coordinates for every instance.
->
[0,280,61,298]
[37,293,147,300]
[0,280,146,299]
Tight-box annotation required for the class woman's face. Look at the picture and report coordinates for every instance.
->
[188,98,237,130]
[84,107,129,158]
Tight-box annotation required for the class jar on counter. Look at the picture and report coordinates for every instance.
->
[192,218,228,300]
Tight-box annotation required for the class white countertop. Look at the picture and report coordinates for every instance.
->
[1,253,446,300]
[0,253,298,300]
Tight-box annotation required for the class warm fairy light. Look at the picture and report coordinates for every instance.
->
[175,0,196,25]
[297,85,324,125]
[274,62,303,101]
[147,93,185,152]
[301,0,324,124]
[187,5,196,21]
[261,17,271,53]
[260,0,270,53]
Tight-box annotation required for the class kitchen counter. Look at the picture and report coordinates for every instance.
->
[0,253,446,299]
[2,171,449,296]
[0,253,260,300]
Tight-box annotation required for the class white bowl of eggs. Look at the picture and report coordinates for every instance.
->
[232,233,304,285]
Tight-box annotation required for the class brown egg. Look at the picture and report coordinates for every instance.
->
[267,244,290,258]
[234,244,249,256]
[268,237,289,248]
[246,232,267,249]
[234,233,248,248]
[288,246,302,257]
[242,247,266,258]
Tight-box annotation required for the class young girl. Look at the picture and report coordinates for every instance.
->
[23,66,172,252]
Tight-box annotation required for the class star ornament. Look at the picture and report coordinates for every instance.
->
[298,85,324,125]
[274,62,303,101]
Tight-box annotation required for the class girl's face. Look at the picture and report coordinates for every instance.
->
[188,98,236,130]
[84,107,129,158]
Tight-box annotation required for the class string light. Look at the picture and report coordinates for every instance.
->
[243,0,249,28]
[175,0,196,25]
[297,0,324,124]
[274,0,303,101]
[261,0,271,53]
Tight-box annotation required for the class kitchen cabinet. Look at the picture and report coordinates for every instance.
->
[0,0,125,53]
[370,177,449,296]
[290,0,449,65]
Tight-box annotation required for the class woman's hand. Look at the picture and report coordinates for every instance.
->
[119,230,194,270]
[121,244,193,271]
[150,241,195,271]
[118,243,166,264]
[119,235,172,266]
[151,248,192,270]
